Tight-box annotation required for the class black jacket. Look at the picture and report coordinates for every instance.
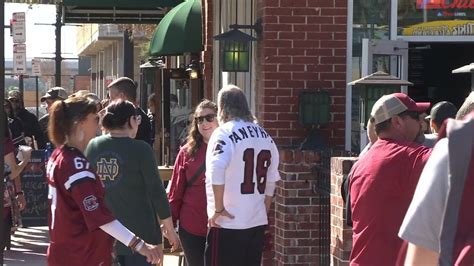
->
[16,108,46,149]
[135,107,152,146]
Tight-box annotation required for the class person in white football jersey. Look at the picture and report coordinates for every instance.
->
[205,85,281,266]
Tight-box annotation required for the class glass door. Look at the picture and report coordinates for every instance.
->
[357,38,409,150]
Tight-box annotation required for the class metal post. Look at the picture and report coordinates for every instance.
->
[36,76,39,117]
[0,0,6,238]
[19,74,24,97]
[123,29,134,79]
[55,3,62,87]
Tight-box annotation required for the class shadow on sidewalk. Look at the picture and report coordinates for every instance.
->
[3,226,48,266]
[3,226,182,266]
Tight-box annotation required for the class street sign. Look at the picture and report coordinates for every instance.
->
[31,58,41,76]
[13,44,27,75]
[12,12,26,43]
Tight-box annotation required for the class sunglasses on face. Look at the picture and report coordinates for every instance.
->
[195,114,216,124]
[8,98,19,103]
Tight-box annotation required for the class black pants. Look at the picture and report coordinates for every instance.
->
[204,225,265,266]
[1,211,12,265]
[179,226,206,266]
[117,253,154,266]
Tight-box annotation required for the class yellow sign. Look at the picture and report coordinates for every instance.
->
[403,20,474,36]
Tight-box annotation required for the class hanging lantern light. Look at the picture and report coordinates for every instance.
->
[214,20,261,72]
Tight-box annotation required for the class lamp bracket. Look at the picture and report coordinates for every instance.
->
[229,18,262,37]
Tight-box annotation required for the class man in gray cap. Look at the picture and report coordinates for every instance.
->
[349,93,432,265]
[8,90,46,149]
[38,87,68,145]
[423,101,458,147]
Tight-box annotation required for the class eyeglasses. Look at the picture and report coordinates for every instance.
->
[195,114,216,124]
[8,98,19,103]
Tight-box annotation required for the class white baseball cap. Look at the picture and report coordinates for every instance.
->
[371,93,430,125]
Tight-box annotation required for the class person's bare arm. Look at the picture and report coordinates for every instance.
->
[13,176,26,210]
[4,151,30,179]
[159,217,180,251]
[264,196,273,213]
[405,243,439,265]
[208,184,234,227]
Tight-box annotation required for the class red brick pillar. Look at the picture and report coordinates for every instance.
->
[330,157,357,265]
[201,0,214,97]
[271,149,324,265]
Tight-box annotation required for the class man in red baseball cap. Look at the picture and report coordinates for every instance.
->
[349,93,432,264]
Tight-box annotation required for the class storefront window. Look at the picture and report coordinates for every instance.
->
[398,0,474,36]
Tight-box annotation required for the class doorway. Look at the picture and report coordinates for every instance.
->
[408,42,473,108]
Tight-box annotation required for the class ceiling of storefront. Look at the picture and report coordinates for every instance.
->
[5,0,183,24]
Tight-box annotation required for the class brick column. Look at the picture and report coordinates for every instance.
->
[273,149,325,265]
[201,0,214,98]
[330,157,357,265]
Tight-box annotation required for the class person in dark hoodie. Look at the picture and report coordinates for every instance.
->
[107,77,153,146]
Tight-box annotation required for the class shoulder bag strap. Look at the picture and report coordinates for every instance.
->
[186,162,206,187]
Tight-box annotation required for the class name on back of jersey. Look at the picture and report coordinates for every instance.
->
[228,125,270,144]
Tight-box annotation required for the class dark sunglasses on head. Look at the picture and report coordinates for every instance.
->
[195,114,216,124]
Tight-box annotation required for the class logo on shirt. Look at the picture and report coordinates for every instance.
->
[83,195,99,211]
[96,158,119,181]
[212,140,226,156]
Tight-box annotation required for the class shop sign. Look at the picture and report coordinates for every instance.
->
[403,20,474,35]
[416,0,474,10]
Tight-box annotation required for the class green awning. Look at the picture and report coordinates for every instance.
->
[63,0,182,24]
[149,0,202,56]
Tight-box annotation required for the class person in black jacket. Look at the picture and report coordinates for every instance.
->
[4,99,26,147]
[107,77,153,146]
[38,87,69,146]
[8,90,46,149]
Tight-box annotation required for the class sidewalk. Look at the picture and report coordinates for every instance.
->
[3,227,182,266]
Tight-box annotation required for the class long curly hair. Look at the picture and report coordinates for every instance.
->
[185,99,217,156]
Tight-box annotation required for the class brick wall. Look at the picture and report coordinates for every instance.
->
[330,157,357,265]
[256,0,348,148]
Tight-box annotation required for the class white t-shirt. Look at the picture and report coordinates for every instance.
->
[206,119,281,229]
[398,138,449,252]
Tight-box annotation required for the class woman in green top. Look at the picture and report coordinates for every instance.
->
[85,99,180,266]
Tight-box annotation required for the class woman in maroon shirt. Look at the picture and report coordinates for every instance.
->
[2,116,31,264]
[168,100,218,266]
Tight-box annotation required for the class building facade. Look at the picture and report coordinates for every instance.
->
[75,24,149,100]
[201,0,474,265]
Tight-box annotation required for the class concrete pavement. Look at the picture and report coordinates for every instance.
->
[3,226,183,266]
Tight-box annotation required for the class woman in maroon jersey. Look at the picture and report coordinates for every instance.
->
[168,99,219,266]
[45,96,161,266]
